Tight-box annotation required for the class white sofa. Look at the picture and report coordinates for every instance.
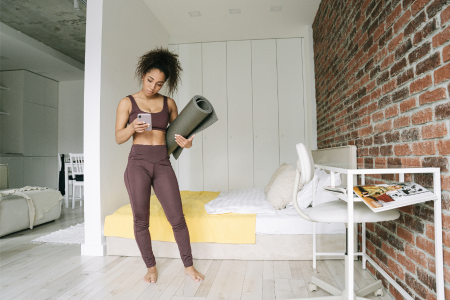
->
[0,193,62,237]
[0,165,62,237]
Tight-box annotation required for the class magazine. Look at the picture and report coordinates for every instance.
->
[323,186,359,199]
[352,182,437,212]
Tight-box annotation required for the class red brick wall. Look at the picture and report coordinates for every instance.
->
[312,0,450,299]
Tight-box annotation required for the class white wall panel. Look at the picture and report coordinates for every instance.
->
[23,102,45,157]
[45,79,59,108]
[177,43,203,191]
[277,38,305,167]
[24,71,45,105]
[23,157,45,187]
[45,106,58,157]
[169,38,305,191]
[202,42,228,191]
[227,40,253,190]
[58,80,84,154]
[251,39,280,187]
[168,44,179,180]
[2,157,23,188]
[44,157,58,189]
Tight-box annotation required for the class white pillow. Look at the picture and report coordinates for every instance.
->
[265,163,290,195]
[204,187,276,214]
[266,164,304,210]
[288,168,341,209]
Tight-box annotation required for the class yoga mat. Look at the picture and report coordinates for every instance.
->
[166,95,218,159]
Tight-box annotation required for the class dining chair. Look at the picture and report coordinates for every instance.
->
[58,153,73,208]
[69,153,84,209]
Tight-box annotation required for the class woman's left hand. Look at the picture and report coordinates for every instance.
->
[175,134,195,149]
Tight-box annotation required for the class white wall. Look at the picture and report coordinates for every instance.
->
[172,38,307,191]
[58,80,84,154]
[82,0,169,256]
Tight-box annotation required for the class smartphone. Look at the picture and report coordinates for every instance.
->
[137,113,152,131]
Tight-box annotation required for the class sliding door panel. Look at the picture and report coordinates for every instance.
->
[202,42,228,191]
[252,39,279,187]
[277,38,305,167]
[177,43,203,191]
[227,41,253,190]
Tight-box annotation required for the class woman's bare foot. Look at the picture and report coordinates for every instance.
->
[185,266,204,282]
[144,266,158,283]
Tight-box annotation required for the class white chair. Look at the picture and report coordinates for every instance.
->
[289,143,400,300]
[69,153,84,209]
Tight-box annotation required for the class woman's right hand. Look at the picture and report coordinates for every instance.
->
[131,118,150,133]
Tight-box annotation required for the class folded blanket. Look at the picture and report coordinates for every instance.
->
[0,186,63,229]
[104,191,257,244]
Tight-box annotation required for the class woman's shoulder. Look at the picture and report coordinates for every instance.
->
[163,95,176,105]
[117,96,133,112]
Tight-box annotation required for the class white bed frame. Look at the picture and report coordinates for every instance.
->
[106,145,357,260]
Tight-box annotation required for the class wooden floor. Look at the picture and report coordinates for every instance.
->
[0,205,393,300]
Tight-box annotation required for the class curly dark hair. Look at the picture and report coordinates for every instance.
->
[135,47,182,96]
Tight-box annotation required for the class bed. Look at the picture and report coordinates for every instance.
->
[105,145,356,260]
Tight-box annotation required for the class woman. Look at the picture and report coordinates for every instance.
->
[115,47,204,283]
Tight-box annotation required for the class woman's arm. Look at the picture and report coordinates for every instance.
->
[167,97,195,149]
[115,97,148,144]
[168,97,178,124]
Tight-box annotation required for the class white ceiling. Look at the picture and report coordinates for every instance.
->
[0,23,84,82]
[143,0,321,44]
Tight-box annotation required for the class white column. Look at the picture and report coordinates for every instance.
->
[81,0,105,256]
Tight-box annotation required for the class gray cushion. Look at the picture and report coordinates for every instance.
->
[309,200,400,223]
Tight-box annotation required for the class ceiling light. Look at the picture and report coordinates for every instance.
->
[229,8,241,14]
[270,6,282,12]
[189,11,201,17]
[74,0,80,10]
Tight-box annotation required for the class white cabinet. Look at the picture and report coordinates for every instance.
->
[44,107,58,156]
[252,39,280,188]
[277,39,305,167]
[44,157,59,190]
[1,157,24,188]
[45,79,58,108]
[23,101,46,156]
[24,157,45,187]
[1,70,59,157]
[170,38,305,191]
[24,71,45,105]
[0,156,58,189]
[1,71,25,154]
[177,43,204,191]
[202,42,228,192]
[0,70,59,189]
[227,40,254,190]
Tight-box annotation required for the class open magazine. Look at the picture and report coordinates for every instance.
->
[323,186,359,199]
[352,182,437,212]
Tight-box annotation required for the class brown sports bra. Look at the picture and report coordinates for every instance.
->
[127,95,169,132]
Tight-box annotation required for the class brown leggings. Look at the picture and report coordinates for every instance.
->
[124,144,193,268]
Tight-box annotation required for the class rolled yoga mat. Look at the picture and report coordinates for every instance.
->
[166,95,218,159]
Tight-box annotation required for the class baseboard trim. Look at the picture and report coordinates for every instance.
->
[81,243,106,256]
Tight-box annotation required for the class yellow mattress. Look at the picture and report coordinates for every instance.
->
[104,191,256,244]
